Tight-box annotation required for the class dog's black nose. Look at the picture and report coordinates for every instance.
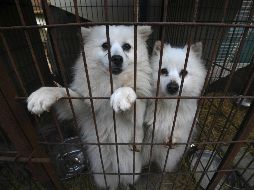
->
[167,81,179,95]
[111,55,123,66]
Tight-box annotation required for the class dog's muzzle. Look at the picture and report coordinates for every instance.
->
[111,55,123,75]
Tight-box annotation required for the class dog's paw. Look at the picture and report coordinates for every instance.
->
[110,87,137,113]
[27,87,65,115]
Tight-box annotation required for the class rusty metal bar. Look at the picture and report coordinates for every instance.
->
[104,0,121,184]
[133,0,139,185]
[218,143,253,189]
[194,5,254,188]
[181,0,232,187]
[104,0,108,21]
[71,0,108,187]
[35,167,254,176]
[0,32,27,96]
[145,0,168,189]
[2,22,254,30]
[0,58,63,189]
[14,0,45,85]
[159,0,200,188]
[0,156,50,163]
[12,0,64,143]
[42,1,79,129]
[188,3,246,186]
[15,95,254,100]
[105,25,121,185]
[36,139,254,146]
[207,102,254,189]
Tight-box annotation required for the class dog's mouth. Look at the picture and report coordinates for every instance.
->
[111,67,122,75]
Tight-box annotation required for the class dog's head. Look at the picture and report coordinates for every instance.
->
[151,41,206,96]
[81,25,151,75]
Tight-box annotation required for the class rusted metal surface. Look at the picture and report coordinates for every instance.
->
[0,58,63,189]
[207,103,254,190]
[145,0,168,189]
[0,155,50,163]
[2,22,254,30]
[72,0,108,186]
[15,95,254,100]
[1,0,254,189]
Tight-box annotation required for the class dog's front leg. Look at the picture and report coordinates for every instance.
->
[27,87,81,116]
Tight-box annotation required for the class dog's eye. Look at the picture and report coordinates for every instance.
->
[180,69,188,77]
[102,42,110,50]
[160,68,168,75]
[122,43,131,51]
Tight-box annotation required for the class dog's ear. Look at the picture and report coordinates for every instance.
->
[153,40,162,55]
[137,26,152,41]
[190,42,202,58]
[81,27,91,39]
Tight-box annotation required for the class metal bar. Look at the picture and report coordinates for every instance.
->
[192,28,239,190]
[14,95,254,100]
[2,22,254,30]
[104,0,121,184]
[104,0,108,21]
[200,64,254,189]
[71,0,108,187]
[105,25,121,184]
[180,13,229,189]
[218,144,252,190]
[133,0,139,185]
[159,0,200,188]
[42,1,79,129]
[13,0,64,143]
[0,32,27,96]
[207,102,254,189]
[0,156,50,163]
[36,139,254,146]
[14,0,45,85]
[34,167,254,176]
[195,5,254,188]
[0,60,63,189]
[145,0,168,189]
[189,0,247,183]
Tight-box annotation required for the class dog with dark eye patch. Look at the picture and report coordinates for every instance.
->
[142,41,206,172]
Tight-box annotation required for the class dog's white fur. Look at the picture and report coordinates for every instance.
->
[142,41,206,172]
[27,26,152,189]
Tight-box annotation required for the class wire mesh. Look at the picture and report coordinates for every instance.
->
[0,0,254,189]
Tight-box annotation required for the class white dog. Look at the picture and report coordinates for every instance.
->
[142,41,206,172]
[27,26,152,189]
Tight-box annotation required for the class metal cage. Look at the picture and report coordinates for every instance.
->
[0,0,254,189]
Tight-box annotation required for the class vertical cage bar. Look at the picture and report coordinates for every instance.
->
[103,0,121,183]
[194,4,254,188]
[132,0,139,186]
[105,25,121,185]
[207,103,254,190]
[145,0,169,189]
[134,0,139,185]
[185,0,243,187]
[42,0,79,128]
[12,0,64,143]
[183,0,231,184]
[14,0,45,86]
[0,59,63,190]
[159,0,200,189]
[71,0,108,187]
[0,32,27,96]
